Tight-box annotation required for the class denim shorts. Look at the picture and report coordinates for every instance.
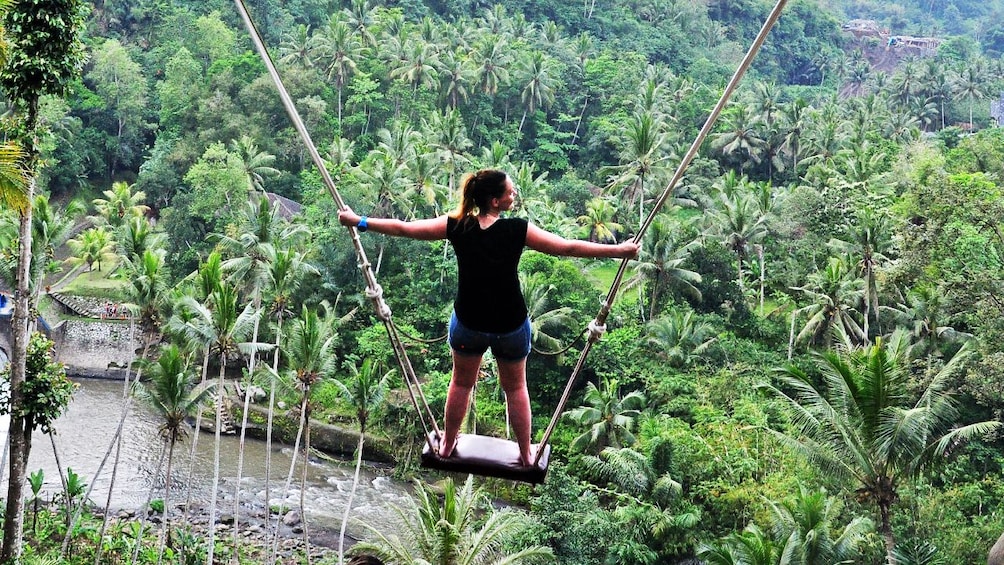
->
[448,312,532,361]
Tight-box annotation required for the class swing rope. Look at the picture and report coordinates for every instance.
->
[233,0,441,451]
[533,0,790,465]
[235,0,789,470]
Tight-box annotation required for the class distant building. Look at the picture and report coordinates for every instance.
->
[842,19,888,38]
[264,191,303,220]
[992,92,1004,127]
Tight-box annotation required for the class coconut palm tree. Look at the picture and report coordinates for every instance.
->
[65,226,117,273]
[704,189,768,293]
[217,195,309,551]
[132,344,214,563]
[0,141,28,213]
[277,23,315,69]
[626,213,702,320]
[315,15,361,127]
[764,484,873,564]
[91,180,149,229]
[230,135,280,193]
[277,305,338,561]
[520,271,577,355]
[351,475,554,564]
[564,377,646,453]
[711,103,765,175]
[172,277,259,564]
[335,357,392,564]
[646,310,717,368]
[516,50,556,136]
[606,110,671,226]
[260,246,319,541]
[789,256,865,356]
[761,333,1000,562]
[577,197,622,243]
[828,208,892,341]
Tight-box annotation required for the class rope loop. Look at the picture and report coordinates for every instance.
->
[587,319,606,342]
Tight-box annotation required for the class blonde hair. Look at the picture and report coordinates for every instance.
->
[452,169,508,222]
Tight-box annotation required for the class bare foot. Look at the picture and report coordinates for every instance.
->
[518,447,536,467]
[438,434,458,458]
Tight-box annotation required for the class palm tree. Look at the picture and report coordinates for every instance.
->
[316,15,361,127]
[278,305,338,560]
[423,109,471,194]
[879,284,970,358]
[626,214,702,320]
[172,278,259,564]
[954,61,987,131]
[580,443,696,555]
[344,0,377,49]
[229,135,279,193]
[91,180,149,229]
[261,246,318,538]
[352,475,554,564]
[217,195,308,551]
[132,344,214,561]
[645,310,717,368]
[698,524,779,565]
[828,208,892,341]
[516,50,556,135]
[520,271,577,355]
[764,484,873,564]
[116,215,165,262]
[711,103,765,174]
[606,110,671,226]
[65,226,117,273]
[576,197,622,243]
[335,357,392,564]
[762,333,1000,561]
[0,141,28,214]
[705,189,768,293]
[789,256,865,355]
[438,49,474,110]
[277,24,315,69]
[472,35,512,96]
[564,377,646,453]
[391,38,442,97]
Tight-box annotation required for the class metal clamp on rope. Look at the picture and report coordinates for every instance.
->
[587,319,607,342]
[365,284,392,320]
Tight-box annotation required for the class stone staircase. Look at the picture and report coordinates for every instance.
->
[49,292,129,320]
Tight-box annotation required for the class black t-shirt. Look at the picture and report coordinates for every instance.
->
[447,216,529,333]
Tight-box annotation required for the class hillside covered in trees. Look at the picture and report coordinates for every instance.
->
[4,0,1004,563]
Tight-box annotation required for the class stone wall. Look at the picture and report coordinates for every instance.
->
[54,320,140,379]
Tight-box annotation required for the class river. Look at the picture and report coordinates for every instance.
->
[0,372,412,542]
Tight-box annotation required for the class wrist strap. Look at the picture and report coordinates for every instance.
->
[357,216,368,232]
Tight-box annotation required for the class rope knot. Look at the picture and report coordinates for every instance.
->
[587,319,606,342]
[365,284,392,321]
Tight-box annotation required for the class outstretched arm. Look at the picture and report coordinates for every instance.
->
[338,208,448,240]
[525,223,639,259]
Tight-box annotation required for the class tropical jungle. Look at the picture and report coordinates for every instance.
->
[2,0,1004,563]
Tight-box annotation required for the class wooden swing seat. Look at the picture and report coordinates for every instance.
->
[420,433,551,484]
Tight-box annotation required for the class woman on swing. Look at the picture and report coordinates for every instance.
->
[339,169,639,466]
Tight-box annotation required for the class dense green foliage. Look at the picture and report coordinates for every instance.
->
[3,0,1004,562]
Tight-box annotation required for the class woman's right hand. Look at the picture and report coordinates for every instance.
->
[619,241,640,259]
[338,207,360,228]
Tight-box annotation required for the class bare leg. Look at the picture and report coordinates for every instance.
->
[497,357,532,465]
[440,351,481,457]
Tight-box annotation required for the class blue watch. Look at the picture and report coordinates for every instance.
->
[357,216,368,232]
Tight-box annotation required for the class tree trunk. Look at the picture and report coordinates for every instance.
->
[264,315,285,544]
[988,529,1004,565]
[233,294,262,552]
[2,184,34,563]
[880,500,896,564]
[338,431,366,563]
[270,395,308,563]
[207,357,227,565]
